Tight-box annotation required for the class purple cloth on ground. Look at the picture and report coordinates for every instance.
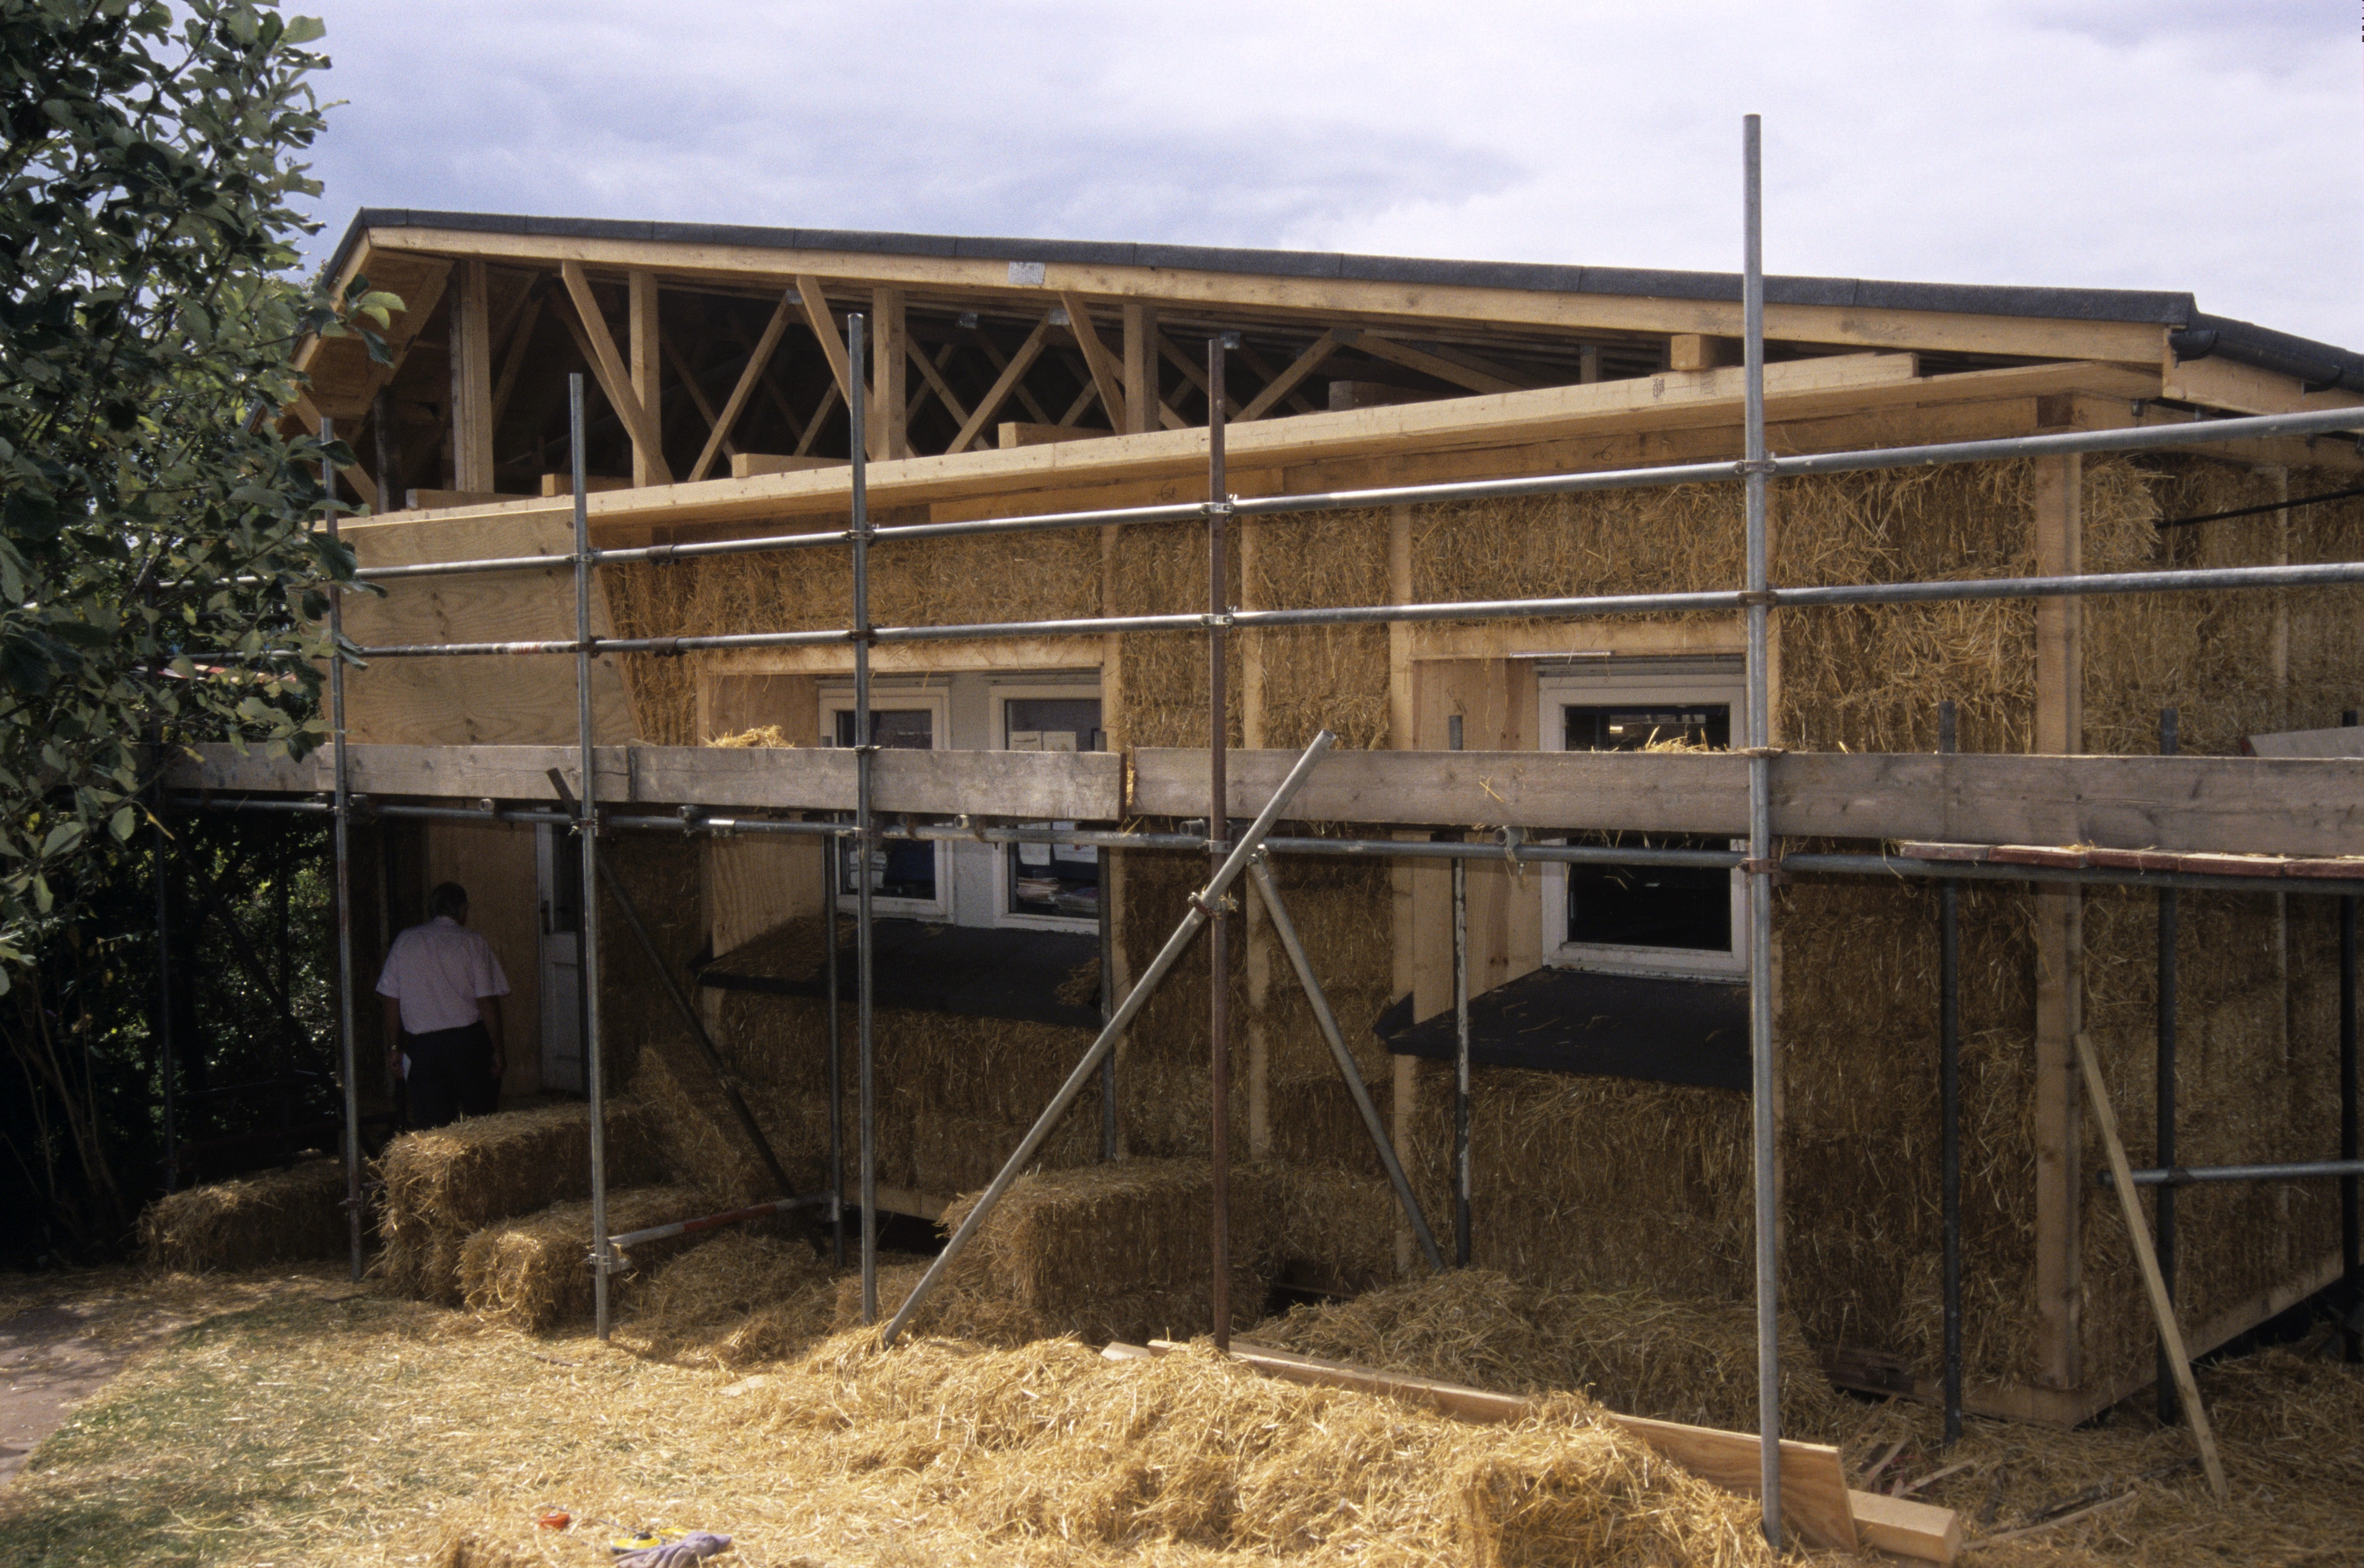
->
[612,1531,731,1567]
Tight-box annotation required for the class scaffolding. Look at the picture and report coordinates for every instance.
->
[161,119,2364,1547]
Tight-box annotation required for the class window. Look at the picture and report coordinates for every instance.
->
[819,684,950,917]
[994,686,1106,931]
[1538,656,1747,978]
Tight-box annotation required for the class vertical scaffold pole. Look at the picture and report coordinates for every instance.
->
[1100,845,1120,1160]
[2344,708,2360,1363]
[1939,700,1962,1447]
[2157,707,2180,1418]
[570,376,613,1340]
[826,838,844,1267]
[155,817,178,1194]
[1207,331,1233,1350]
[322,417,363,1282]
[850,314,880,1325]
[1451,717,1471,1267]
[1740,112,1784,1550]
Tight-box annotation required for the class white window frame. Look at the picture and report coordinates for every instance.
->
[819,684,951,920]
[1538,659,1748,979]
[989,680,1106,933]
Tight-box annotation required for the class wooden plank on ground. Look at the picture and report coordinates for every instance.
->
[1852,1489,1965,1562]
[1131,1338,1896,1556]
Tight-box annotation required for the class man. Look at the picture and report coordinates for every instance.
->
[376,882,510,1129]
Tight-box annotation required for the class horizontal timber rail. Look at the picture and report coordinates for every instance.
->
[169,742,2364,863]
[344,404,2364,585]
[606,1193,833,1253]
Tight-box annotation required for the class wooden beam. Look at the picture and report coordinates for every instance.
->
[1354,330,1522,394]
[2161,351,2364,416]
[1057,373,1099,427]
[730,454,847,479]
[688,288,797,483]
[871,286,909,460]
[660,334,742,474]
[1131,746,2364,858]
[284,394,380,509]
[1058,292,1128,433]
[448,258,495,492]
[556,262,673,483]
[965,322,1058,426]
[1236,327,1352,421]
[794,276,854,403]
[363,220,2176,363]
[2072,1031,2229,1501]
[2032,453,2082,1393]
[627,270,665,485]
[998,422,1099,448]
[1121,302,1157,435]
[904,339,971,430]
[792,382,841,458]
[1669,334,1741,372]
[172,739,1124,821]
[948,317,1053,454]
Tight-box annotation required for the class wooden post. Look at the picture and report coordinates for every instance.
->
[1122,303,1157,435]
[628,270,662,487]
[871,287,908,460]
[448,259,494,493]
[1387,503,1418,1274]
[2033,452,2083,1391]
[1240,515,1270,1157]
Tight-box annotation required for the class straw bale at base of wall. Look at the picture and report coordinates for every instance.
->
[376,1101,665,1304]
[458,1182,711,1332]
[138,1158,354,1274]
[1254,1267,1849,1441]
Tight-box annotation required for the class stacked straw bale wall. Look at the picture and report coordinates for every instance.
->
[595,455,2359,1412]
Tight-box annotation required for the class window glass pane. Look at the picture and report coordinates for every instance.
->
[1562,701,1731,953]
[839,836,938,902]
[1006,697,1103,918]
[834,707,934,749]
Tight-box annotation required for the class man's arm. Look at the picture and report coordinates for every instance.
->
[477,994,505,1081]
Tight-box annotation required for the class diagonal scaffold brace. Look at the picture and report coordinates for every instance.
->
[880,729,1339,1347]
[1244,851,1446,1273]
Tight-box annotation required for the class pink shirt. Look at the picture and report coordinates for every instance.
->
[375,916,510,1035]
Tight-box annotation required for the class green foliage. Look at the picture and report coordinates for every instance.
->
[0,0,383,986]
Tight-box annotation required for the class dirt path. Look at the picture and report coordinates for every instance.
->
[0,1302,185,1484]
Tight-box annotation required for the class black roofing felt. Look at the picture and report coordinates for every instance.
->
[1376,966,1749,1090]
[696,917,1099,1032]
[326,208,2364,391]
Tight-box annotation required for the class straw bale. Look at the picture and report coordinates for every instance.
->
[457,1181,710,1332]
[136,1158,353,1274]
[375,1101,665,1304]
[938,1157,1287,1342]
[594,832,706,1098]
[1272,1161,1398,1293]
[744,1330,1773,1565]
[1255,1268,1849,1441]
[830,1258,1055,1347]
[620,1230,839,1369]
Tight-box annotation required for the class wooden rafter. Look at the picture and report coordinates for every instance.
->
[488,285,546,432]
[1059,378,1098,426]
[1157,330,1240,417]
[965,322,1057,425]
[285,394,380,508]
[1234,342,1318,417]
[794,276,855,402]
[1354,331,1526,394]
[557,261,673,483]
[660,333,742,476]
[948,317,1054,454]
[1058,293,1128,433]
[793,382,841,458]
[904,339,970,431]
[689,287,798,482]
[1237,326,1352,421]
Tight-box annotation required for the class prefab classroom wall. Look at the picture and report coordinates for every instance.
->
[168,140,2364,1534]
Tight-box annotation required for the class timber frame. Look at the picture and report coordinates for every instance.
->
[165,134,2364,1549]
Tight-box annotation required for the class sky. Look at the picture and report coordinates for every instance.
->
[292,0,2361,349]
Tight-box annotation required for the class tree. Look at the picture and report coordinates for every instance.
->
[0,0,388,1244]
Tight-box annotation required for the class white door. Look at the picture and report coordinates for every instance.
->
[536,825,585,1094]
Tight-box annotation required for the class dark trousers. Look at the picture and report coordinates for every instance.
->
[403,1021,498,1130]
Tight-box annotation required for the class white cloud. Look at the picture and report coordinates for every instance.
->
[294,0,2362,346]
